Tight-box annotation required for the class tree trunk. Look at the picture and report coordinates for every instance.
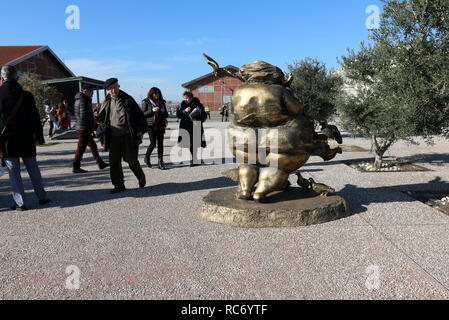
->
[373,152,384,170]
[371,136,394,171]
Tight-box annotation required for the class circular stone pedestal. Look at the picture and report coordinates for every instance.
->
[199,187,349,228]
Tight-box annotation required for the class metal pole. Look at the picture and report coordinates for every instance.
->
[221,79,225,111]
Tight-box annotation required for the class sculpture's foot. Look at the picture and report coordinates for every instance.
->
[238,164,259,200]
[253,167,290,203]
[253,193,268,203]
[238,191,253,201]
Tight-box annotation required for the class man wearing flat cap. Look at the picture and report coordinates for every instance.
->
[97,78,147,194]
[73,84,109,173]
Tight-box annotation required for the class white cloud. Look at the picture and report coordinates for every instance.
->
[64,58,171,79]
[64,58,125,79]
[64,58,178,103]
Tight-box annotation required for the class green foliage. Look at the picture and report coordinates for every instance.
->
[288,58,343,120]
[338,0,449,168]
[18,73,63,124]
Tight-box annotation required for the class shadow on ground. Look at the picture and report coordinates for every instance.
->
[2,161,448,217]
[339,176,449,215]
[401,153,449,167]
[0,175,236,211]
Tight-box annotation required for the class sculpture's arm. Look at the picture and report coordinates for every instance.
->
[203,53,245,82]
[283,89,304,114]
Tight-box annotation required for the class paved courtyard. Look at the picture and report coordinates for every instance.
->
[0,119,448,300]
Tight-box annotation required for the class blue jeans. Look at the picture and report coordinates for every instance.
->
[5,157,47,207]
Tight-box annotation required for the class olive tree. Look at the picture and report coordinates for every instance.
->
[288,58,343,121]
[338,0,449,169]
[18,73,63,125]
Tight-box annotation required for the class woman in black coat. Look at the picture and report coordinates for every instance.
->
[176,91,207,167]
[141,87,169,170]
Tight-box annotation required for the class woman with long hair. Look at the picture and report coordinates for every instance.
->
[141,87,169,170]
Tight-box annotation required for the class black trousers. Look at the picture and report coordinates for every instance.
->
[49,121,54,136]
[145,128,165,162]
[109,135,145,187]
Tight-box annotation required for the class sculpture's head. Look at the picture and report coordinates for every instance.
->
[239,61,286,85]
[203,53,293,87]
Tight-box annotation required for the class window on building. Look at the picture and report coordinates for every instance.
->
[222,95,232,104]
[197,85,214,93]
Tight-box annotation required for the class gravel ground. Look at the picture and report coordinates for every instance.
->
[0,120,448,300]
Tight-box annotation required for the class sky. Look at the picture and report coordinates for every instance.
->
[1,0,383,102]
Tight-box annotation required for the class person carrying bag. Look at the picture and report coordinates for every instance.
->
[0,65,50,211]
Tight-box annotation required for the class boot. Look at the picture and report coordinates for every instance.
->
[144,157,152,168]
[110,185,126,194]
[11,205,28,212]
[138,177,146,188]
[73,165,88,174]
[98,161,110,170]
[158,159,166,170]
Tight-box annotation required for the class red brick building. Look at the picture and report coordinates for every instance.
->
[0,45,74,79]
[0,46,105,105]
[182,66,242,111]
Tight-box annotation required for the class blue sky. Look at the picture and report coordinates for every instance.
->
[1,0,383,102]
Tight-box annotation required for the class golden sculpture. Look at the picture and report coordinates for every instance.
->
[204,54,342,203]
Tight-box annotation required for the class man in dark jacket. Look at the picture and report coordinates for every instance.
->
[0,65,50,211]
[73,85,109,173]
[221,104,229,122]
[97,78,147,194]
[177,91,207,167]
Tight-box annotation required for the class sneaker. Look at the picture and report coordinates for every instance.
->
[39,199,51,206]
[110,185,126,194]
[10,205,28,212]
[73,167,88,174]
[98,162,110,170]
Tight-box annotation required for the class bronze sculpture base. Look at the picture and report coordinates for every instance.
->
[199,187,349,228]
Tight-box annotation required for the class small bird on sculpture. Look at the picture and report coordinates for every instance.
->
[320,122,343,145]
[309,178,335,197]
[296,173,312,192]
